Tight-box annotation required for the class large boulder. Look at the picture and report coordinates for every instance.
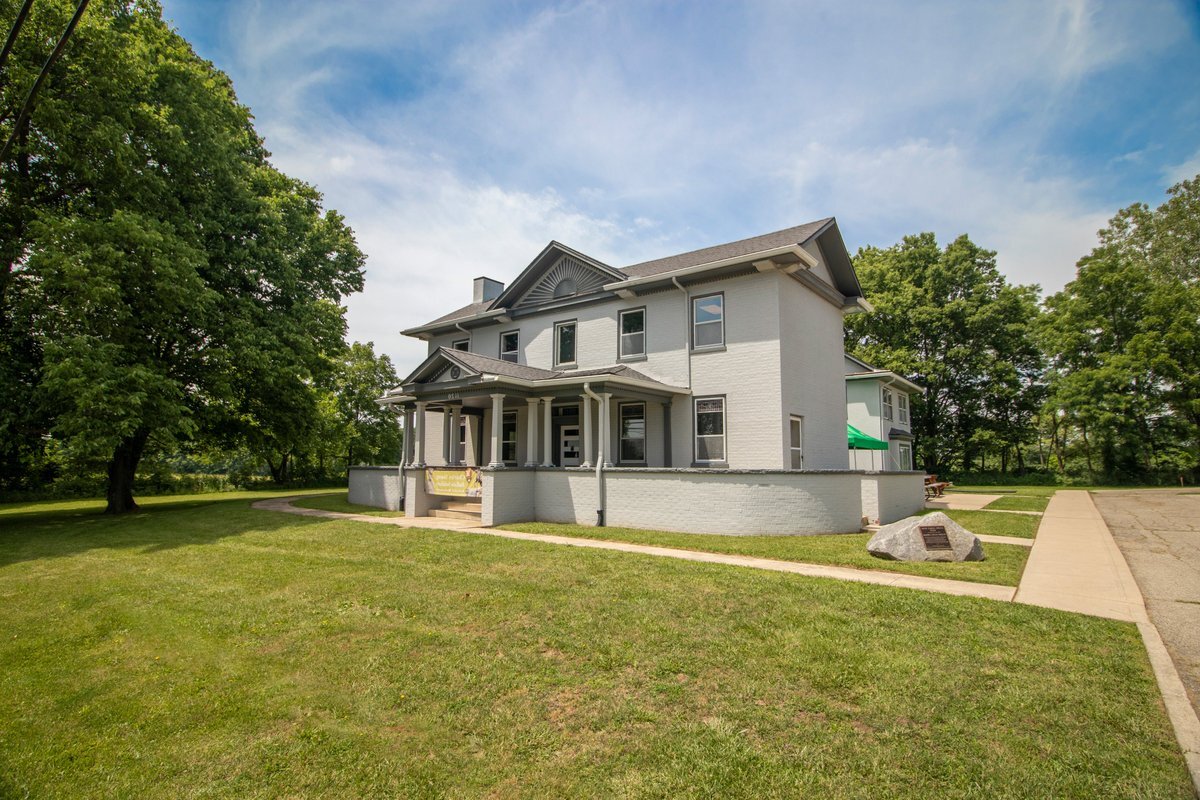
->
[867,512,985,562]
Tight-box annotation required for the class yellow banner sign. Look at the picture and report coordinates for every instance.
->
[424,467,483,497]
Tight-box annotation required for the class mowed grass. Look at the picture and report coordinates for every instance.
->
[936,509,1043,539]
[501,523,1030,586]
[0,496,1190,798]
[293,491,405,517]
[985,495,1050,512]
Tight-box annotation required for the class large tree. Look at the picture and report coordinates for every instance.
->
[1040,175,1200,482]
[1,0,364,511]
[845,233,1043,474]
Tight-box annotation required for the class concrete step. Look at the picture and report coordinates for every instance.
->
[441,500,482,513]
[430,508,482,521]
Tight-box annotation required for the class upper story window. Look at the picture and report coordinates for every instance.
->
[882,387,894,421]
[694,397,726,463]
[554,320,576,366]
[692,293,724,349]
[452,339,469,352]
[619,308,645,359]
[898,393,909,424]
[499,330,519,363]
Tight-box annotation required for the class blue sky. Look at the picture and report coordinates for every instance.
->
[165,0,1200,370]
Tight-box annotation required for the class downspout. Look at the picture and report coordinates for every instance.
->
[583,382,606,526]
[671,277,692,390]
[454,322,470,347]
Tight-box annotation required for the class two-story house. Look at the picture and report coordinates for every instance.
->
[366,219,924,534]
[844,354,923,472]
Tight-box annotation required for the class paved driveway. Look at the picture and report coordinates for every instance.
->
[1093,490,1200,715]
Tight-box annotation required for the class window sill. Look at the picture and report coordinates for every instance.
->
[555,362,578,370]
[617,354,648,363]
[691,461,729,468]
[690,345,727,354]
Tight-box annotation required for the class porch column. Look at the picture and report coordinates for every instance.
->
[600,393,613,467]
[413,401,427,467]
[488,394,506,468]
[524,398,540,467]
[541,397,554,467]
[661,399,672,468]
[580,394,594,468]
[449,405,462,465]
[402,406,415,466]
[441,408,452,465]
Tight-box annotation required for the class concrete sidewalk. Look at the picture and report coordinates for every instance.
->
[1014,490,1147,623]
[253,497,1015,602]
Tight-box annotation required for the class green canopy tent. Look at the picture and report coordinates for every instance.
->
[848,424,889,471]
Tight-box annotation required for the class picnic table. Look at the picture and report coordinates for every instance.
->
[924,474,952,499]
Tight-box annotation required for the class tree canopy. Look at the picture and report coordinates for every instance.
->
[1,0,368,510]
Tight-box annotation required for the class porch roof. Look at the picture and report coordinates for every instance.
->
[380,348,689,406]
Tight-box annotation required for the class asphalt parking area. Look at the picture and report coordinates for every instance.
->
[1093,489,1200,716]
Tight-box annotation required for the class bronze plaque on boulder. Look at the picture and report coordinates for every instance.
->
[918,525,953,551]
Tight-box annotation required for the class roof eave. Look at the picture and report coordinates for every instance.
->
[603,244,819,295]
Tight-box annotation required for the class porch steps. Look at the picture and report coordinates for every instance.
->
[429,499,482,521]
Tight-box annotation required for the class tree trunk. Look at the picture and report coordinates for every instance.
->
[105,429,149,514]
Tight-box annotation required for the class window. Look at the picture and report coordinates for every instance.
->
[452,339,469,352]
[618,308,645,359]
[694,397,726,463]
[501,411,518,464]
[898,393,909,424]
[789,416,804,469]
[554,320,576,366]
[619,403,646,463]
[692,293,724,349]
[898,442,913,471]
[881,387,893,421]
[499,330,519,363]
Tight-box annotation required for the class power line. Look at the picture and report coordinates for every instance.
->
[0,0,37,78]
[0,0,90,164]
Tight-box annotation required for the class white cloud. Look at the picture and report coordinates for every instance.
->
[1164,147,1200,187]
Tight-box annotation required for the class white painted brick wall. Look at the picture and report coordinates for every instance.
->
[482,469,536,525]
[602,470,864,535]
[533,470,600,524]
[866,472,925,523]
[348,467,404,511]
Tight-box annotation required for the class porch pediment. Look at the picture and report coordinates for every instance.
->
[404,349,483,386]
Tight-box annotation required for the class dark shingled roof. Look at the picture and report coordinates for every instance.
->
[620,218,831,278]
[424,300,493,327]
[449,350,559,381]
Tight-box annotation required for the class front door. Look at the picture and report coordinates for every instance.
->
[560,424,581,467]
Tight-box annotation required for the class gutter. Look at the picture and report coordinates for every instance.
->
[582,382,606,526]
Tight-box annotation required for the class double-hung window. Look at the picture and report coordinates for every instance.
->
[452,338,469,352]
[898,393,909,424]
[618,308,645,359]
[499,330,519,363]
[692,293,724,349]
[789,416,804,469]
[694,397,726,463]
[881,387,894,421]
[554,321,576,366]
[897,442,913,471]
[501,411,518,464]
[619,403,646,463]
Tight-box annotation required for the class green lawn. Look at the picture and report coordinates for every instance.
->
[501,523,1030,586]
[0,495,1190,798]
[937,509,1042,539]
[984,495,1050,512]
[292,491,405,517]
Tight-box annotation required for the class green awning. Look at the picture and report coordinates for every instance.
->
[848,424,889,450]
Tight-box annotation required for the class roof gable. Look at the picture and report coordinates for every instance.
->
[403,349,482,385]
[491,242,625,311]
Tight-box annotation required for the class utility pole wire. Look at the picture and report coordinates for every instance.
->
[0,0,37,78]
[0,0,90,164]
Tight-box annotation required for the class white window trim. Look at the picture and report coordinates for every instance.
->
[789,415,804,470]
[898,393,909,424]
[694,396,726,465]
[554,320,577,367]
[691,292,725,351]
[881,387,893,421]
[499,330,520,363]
[898,441,913,471]
[501,411,518,465]
[618,307,646,360]
[452,338,470,352]
[618,401,647,464]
